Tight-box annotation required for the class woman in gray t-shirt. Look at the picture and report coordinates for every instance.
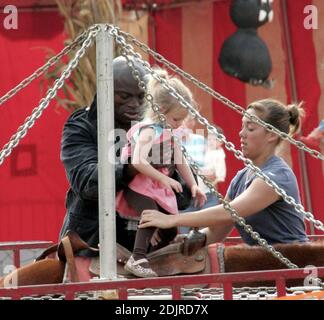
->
[139,99,308,246]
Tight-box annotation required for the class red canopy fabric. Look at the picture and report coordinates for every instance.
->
[0,11,68,242]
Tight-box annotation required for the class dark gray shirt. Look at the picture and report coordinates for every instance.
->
[228,156,308,245]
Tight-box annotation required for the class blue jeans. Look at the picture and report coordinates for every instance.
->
[178,193,219,234]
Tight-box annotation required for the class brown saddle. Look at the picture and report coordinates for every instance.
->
[0,230,209,288]
[89,242,209,278]
[89,228,209,278]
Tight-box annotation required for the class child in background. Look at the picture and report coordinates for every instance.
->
[176,115,206,169]
[199,127,227,207]
[300,119,324,150]
[176,123,226,233]
[175,115,206,234]
[116,68,206,278]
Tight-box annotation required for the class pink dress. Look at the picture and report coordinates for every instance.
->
[116,122,178,219]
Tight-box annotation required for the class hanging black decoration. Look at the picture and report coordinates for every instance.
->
[219,0,274,88]
[219,29,272,85]
[230,0,274,29]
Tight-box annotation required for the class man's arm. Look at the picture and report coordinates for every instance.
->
[61,113,99,200]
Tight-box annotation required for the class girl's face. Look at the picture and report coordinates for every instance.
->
[165,108,189,129]
[239,109,270,160]
[183,116,196,130]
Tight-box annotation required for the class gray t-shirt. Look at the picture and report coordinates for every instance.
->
[228,156,308,245]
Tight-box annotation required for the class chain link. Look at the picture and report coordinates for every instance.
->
[0,25,101,167]
[116,28,324,162]
[110,26,324,287]
[0,26,99,107]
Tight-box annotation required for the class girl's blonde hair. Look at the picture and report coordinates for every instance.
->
[144,68,195,122]
[247,99,304,138]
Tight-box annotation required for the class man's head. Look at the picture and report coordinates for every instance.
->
[113,56,149,129]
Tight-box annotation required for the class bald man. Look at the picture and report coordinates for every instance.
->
[59,56,190,256]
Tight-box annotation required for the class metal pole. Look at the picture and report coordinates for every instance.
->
[280,0,314,234]
[96,25,117,279]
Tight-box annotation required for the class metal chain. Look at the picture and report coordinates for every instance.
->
[0,25,101,166]
[0,26,98,107]
[109,26,324,235]
[116,28,324,162]
[110,28,298,270]
[110,26,324,287]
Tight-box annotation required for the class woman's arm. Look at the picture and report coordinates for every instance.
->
[139,177,280,229]
[202,225,234,245]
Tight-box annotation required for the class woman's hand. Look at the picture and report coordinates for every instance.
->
[191,185,207,208]
[159,176,183,193]
[139,210,176,229]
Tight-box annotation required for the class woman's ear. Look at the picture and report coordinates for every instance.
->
[267,131,280,144]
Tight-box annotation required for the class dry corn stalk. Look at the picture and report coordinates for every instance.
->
[43,0,123,112]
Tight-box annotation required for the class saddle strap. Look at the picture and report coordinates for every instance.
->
[35,231,98,282]
[61,236,79,283]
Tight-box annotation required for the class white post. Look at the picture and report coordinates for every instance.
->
[96,25,116,280]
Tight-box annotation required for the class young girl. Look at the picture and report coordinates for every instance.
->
[116,69,206,278]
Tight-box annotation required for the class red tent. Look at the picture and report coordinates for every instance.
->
[0,0,323,242]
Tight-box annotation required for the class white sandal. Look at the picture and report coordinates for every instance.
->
[124,256,158,278]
